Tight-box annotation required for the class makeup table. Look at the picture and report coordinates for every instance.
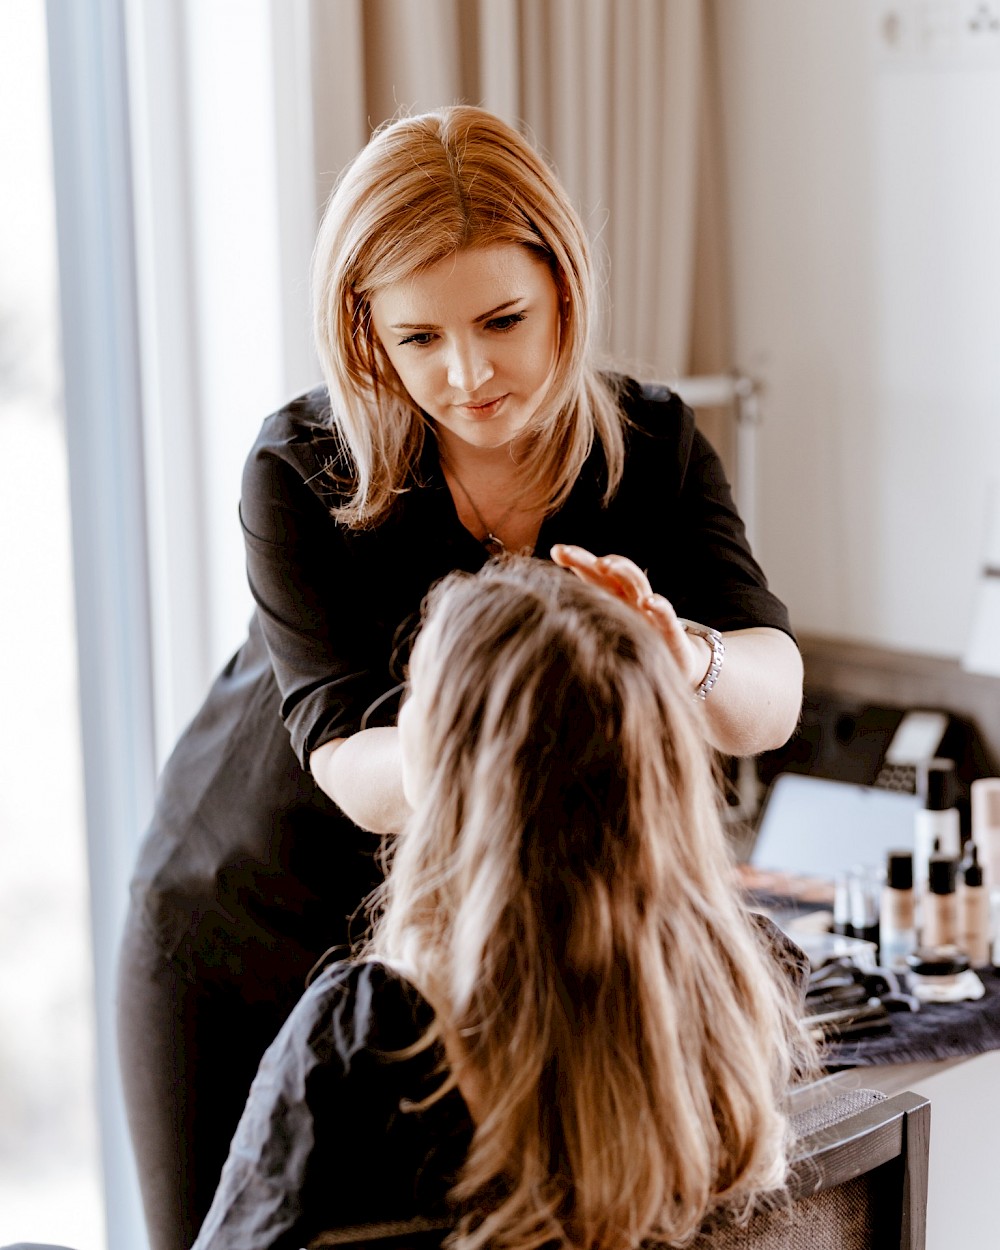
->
[742,869,1000,1249]
[802,948,1000,1250]
[743,637,1000,1247]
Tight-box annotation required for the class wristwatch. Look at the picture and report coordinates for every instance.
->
[678,619,726,701]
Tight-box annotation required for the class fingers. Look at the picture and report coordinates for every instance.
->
[640,592,694,677]
[639,590,681,633]
[551,545,705,689]
[550,544,652,605]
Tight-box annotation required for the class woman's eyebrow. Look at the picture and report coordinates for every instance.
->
[389,297,525,332]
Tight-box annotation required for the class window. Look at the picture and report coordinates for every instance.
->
[0,4,103,1247]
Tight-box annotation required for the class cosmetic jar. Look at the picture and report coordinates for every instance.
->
[905,947,985,1003]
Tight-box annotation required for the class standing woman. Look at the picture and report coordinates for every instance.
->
[117,105,803,1250]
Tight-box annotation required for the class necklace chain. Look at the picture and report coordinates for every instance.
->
[442,459,518,555]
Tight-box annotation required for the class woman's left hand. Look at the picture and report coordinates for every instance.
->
[550,543,804,756]
[550,543,710,691]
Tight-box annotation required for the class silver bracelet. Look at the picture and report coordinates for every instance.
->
[678,619,726,701]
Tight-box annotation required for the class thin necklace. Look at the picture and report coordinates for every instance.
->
[442,460,518,556]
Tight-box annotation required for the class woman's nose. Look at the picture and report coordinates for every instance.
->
[446,341,494,393]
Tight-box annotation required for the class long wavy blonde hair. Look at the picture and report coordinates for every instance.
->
[367,558,814,1250]
[311,106,625,527]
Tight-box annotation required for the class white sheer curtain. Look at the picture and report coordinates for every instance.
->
[309,0,733,420]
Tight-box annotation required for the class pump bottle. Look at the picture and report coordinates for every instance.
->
[972,778,1000,891]
[972,779,1000,969]
[914,758,960,895]
[880,850,916,969]
[960,843,991,966]
[923,855,959,948]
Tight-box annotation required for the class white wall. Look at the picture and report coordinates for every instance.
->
[718,0,1000,659]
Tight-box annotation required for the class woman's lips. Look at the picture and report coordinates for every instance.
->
[456,394,507,418]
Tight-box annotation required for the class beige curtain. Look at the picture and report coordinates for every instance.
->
[309,0,733,462]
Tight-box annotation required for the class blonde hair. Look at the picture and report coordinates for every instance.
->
[311,106,625,527]
[368,558,814,1250]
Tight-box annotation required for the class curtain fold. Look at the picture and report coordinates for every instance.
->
[308,0,733,444]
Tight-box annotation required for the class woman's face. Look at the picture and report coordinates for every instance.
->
[370,244,561,455]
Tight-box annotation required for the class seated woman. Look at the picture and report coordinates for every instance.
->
[191,557,815,1250]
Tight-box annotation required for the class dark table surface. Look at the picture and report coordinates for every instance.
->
[826,967,1000,1070]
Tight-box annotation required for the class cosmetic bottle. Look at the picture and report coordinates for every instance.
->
[848,866,880,946]
[914,836,939,937]
[880,851,916,970]
[922,855,958,948]
[914,758,960,894]
[971,779,1000,967]
[972,777,1000,890]
[992,892,1000,969]
[832,872,853,937]
[960,843,991,966]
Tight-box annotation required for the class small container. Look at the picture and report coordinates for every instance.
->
[960,843,991,966]
[906,947,985,1003]
[880,850,916,970]
[906,947,968,977]
[922,855,958,947]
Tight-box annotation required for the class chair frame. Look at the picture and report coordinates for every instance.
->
[784,1088,930,1250]
[308,1089,931,1250]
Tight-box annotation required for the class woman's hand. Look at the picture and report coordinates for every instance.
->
[550,544,711,691]
[550,542,804,756]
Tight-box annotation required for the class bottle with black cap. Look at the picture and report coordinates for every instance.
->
[960,842,991,966]
[923,854,959,948]
[914,758,960,896]
[880,850,916,969]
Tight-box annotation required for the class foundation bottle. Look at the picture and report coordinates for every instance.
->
[880,851,916,970]
[914,759,960,894]
[972,777,1000,889]
[972,779,1000,969]
[922,855,958,948]
[960,843,991,966]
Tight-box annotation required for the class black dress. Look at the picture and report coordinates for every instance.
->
[118,378,793,1250]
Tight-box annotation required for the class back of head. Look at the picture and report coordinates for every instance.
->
[372,557,812,1250]
[311,107,623,526]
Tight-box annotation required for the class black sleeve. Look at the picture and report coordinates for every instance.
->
[238,394,394,768]
[672,418,794,638]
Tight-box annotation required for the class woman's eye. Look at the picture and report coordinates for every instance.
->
[398,331,436,347]
[487,312,526,333]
